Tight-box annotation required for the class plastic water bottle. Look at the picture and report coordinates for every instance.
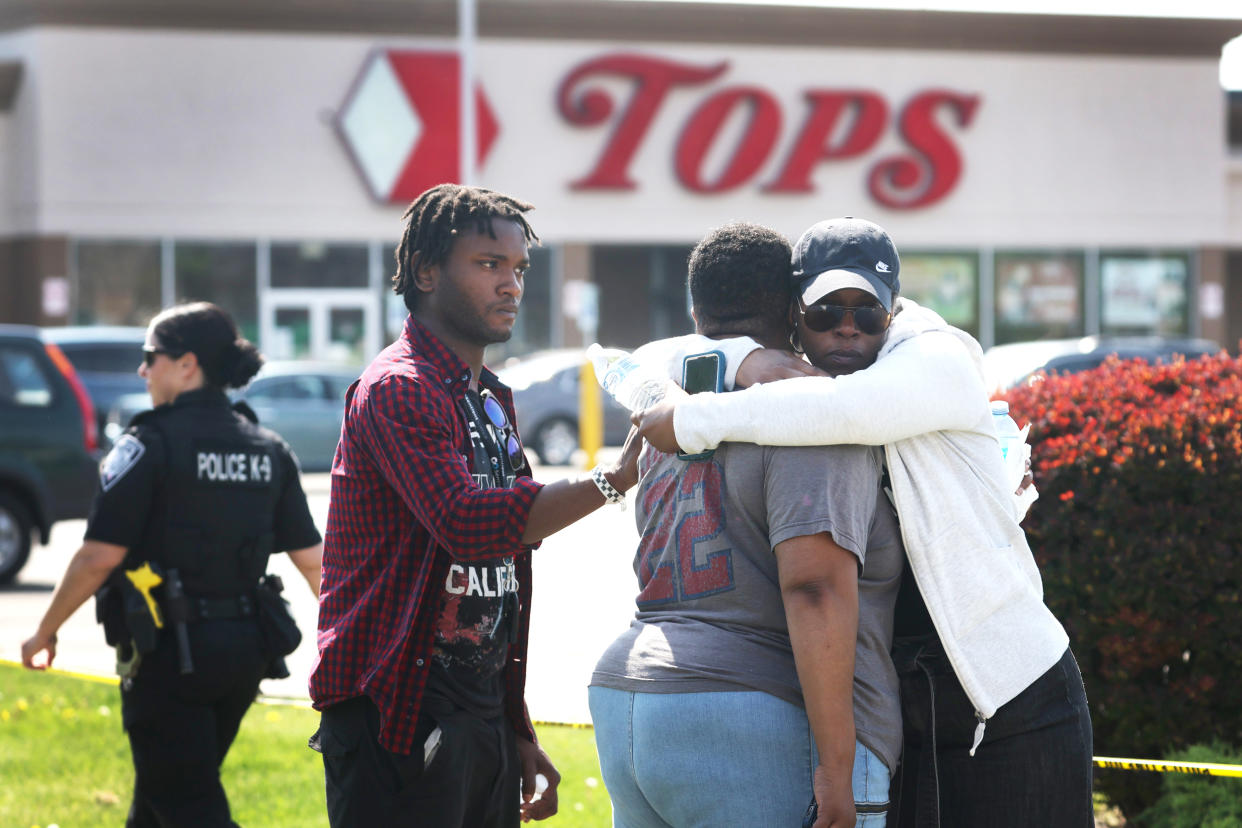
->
[586,343,668,411]
[991,400,1027,492]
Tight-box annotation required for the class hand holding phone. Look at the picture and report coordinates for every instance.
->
[801,796,818,828]
[677,351,724,460]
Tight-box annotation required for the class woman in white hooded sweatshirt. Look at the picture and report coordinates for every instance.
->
[632,217,1093,828]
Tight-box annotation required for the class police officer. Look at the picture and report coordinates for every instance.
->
[22,301,323,828]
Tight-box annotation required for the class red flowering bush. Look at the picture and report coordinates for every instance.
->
[1004,351,1242,819]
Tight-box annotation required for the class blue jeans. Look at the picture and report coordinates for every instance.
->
[888,642,1094,828]
[589,686,888,828]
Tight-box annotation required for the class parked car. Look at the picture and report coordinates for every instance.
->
[42,325,147,443]
[108,361,360,472]
[497,349,631,466]
[0,325,101,582]
[982,336,1221,391]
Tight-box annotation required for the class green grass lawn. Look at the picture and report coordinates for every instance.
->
[0,663,613,828]
[1,662,1135,827]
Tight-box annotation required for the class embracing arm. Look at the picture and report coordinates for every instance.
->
[520,426,640,543]
[629,334,767,390]
[671,331,987,455]
[361,376,643,552]
[777,532,860,828]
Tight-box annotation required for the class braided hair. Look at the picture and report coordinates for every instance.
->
[392,184,539,313]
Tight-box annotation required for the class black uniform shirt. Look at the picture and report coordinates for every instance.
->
[86,389,321,557]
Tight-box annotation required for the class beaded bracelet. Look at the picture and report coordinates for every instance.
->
[591,465,626,510]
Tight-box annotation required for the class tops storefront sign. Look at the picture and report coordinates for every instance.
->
[557,53,979,209]
[339,49,980,211]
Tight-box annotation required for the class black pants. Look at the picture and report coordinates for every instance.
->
[121,619,269,828]
[314,695,520,828]
[889,640,1095,828]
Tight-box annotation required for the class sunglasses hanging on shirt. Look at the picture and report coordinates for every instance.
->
[479,389,526,472]
[460,388,527,486]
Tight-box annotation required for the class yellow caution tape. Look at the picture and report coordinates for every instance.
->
[534,720,595,730]
[255,694,313,709]
[1094,756,1242,778]
[0,660,121,686]
[0,660,597,726]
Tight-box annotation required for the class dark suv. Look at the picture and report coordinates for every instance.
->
[0,325,100,582]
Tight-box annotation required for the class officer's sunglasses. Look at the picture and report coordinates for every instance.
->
[480,389,526,471]
[142,347,184,367]
[798,298,892,336]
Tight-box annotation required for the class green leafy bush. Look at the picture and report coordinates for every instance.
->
[1004,351,1242,820]
[1140,742,1242,828]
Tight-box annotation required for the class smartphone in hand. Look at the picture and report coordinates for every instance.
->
[801,796,818,828]
[678,351,724,461]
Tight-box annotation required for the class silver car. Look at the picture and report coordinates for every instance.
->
[497,349,631,466]
[108,361,359,471]
[982,335,1220,391]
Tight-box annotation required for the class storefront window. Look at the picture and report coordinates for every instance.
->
[381,243,404,344]
[273,307,311,359]
[329,307,367,364]
[383,293,407,345]
[271,242,368,288]
[74,240,162,326]
[994,252,1084,344]
[593,245,693,348]
[175,242,258,341]
[899,253,978,337]
[1100,253,1190,336]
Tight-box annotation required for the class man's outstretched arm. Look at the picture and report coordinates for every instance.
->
[520,425,641,544]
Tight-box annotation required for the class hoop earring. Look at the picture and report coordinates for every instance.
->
[789,329,803,355]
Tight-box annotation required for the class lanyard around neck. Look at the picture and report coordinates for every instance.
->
[459,389,514,487]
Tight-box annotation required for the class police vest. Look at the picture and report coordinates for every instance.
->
[128,392,286,598]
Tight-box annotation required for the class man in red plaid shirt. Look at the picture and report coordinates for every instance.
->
[309,184,638,827]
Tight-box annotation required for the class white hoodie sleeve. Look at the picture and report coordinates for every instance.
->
[674,330,987,453]
[629,334,763,391]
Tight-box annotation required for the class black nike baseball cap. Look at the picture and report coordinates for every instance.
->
[791,217,901,312]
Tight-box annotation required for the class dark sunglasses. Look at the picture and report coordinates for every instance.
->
[800,300,892,336]
[142,347,184,367]
[480,389,526,471]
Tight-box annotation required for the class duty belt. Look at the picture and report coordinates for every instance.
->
[184,592,256,623]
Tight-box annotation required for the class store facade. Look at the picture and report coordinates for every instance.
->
[2,2,1241,363]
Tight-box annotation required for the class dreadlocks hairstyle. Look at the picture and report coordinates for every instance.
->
[688,222,793,339]
[392,184,539,313]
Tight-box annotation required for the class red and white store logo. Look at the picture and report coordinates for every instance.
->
[558,54,981,209]
[336,50,498,203]
[338,49,979,210]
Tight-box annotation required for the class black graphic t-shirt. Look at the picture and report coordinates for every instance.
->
[424,390,521,719]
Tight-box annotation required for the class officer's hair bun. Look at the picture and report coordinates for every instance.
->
[150,302,267,391]
[226,338,264,389]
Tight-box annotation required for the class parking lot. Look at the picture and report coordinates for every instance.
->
[1,461,642,726]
